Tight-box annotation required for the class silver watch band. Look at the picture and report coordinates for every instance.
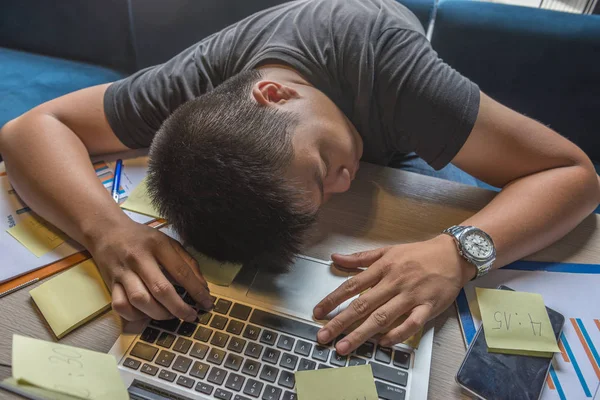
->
[442,225,495,279]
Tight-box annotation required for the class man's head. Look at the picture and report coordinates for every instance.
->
[148,68,362,265]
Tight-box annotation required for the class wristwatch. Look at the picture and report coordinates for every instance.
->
[442,225,496,279]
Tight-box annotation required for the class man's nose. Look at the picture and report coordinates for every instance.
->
[325,168,352,195]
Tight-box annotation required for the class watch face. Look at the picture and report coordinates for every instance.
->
[462,231,494,259]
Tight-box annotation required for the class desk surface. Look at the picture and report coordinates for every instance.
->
[1,162,599,399]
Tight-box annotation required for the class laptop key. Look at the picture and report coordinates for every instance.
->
[262,385,282,400]
[228,337,247,353]
[318,364,332,369]
[276,335,295,351]
[393,350,411,369]
[194,326,213,342]
[140,363,158,376]
[150,318,180,332]
[234,396,253,400]
[176,375,195,389]
[260,365,279,383]
[250,309,320,342]
[183,292,196,306]
[230,303,252,321]
[211,315,229,330]
[123,357,140,370]
[172,355,192,373]
[260,330,278,346]
[355,342,374,358]
[297,358,316,371]
[190,361,210,379]
[282,391,297,400]
[278,370,295,389]
[370,362,408,386]
[279,353,298,370]
[158,369,177,382]
[198,311,212,325]
[215,388,234,400]
[140,327,160,343]
[214,299,233,314]
[225,373,246,391]
[207,348,226,365]
[330,351,347,367]
[375,381,406,400]
[195,381,214,395]
[173,337,192,354]
[211,331,230,348]
[190,342,209,359]
[130,342,158,361]
[244,343,264,359]
[293,340,312,356]
[225,353,244,371]
[262,348,281,364]
[227,320,245,335]
[156,332,176,348]
[311,346,329,362]
[242,359,260,377]
[243,325,261,340]
[243,379,264,398]
[375,346,393,364]
[348,356,367,366]
[156,350,176,367]
[174,285,186,295]
[177,322,197,337]
[207,366,228,385]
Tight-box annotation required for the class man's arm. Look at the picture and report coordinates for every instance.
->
[0,84,213,321]
[313,92,600,354]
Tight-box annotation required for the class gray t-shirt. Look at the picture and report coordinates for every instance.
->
[104,0,479,169]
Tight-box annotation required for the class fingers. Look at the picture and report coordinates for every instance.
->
[379,304,431,347]
[155,237,214,311]
[111,282,146,321]
[335,296,413,355]
[317,283,394,344]
[313,264,381,319]
[331,247,388,269]
[119,272,173,321]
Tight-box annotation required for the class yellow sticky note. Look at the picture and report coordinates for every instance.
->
[121,177,161,218]
[7,214,65,257]
[295,365,378,400]
[2,378,80,400]
[12,335,128,400]
[186,246,243,286]
[30,260,112,339]
[476,288,560,358]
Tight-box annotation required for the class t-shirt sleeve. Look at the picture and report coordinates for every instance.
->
[375,28,480,170]
[104,47,210,149]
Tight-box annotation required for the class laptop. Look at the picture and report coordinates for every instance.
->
[109,250,434,400]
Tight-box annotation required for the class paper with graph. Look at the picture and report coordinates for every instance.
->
[458,264,600,399]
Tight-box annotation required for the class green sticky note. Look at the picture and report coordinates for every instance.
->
[30,260,112,339]
[186,246,243,286]
[295,365,378,400]
[2,378,80,400]
[476,288,560,358]
[7,214,65,257]
[121,177,162,218]
[12,335,128,400]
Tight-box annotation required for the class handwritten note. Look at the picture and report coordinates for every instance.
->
[120,177,162,218]
[476,287,560,357]
[186,246,243,286]
[12,335,128,399]
[7,214,65,257]
[295,365,378,400]
[30,260,112,339]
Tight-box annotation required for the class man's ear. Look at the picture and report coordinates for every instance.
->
[252,80,299,106]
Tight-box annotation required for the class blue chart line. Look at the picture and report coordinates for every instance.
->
[576,319,600,369]
[550,364,567,400]
[561,332,593,397]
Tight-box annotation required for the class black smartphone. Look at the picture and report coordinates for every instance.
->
[455,285,565,400]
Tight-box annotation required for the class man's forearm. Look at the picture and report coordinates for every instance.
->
[0,112,129,248]
[460,163,600,269]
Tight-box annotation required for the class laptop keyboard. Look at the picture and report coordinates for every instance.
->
[121,290,411,400]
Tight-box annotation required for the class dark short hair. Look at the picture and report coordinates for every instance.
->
[147,70,317,266]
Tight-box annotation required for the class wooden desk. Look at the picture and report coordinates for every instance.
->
[1,163,598,399]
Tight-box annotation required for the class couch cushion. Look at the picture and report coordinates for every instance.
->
[0,48,126,127]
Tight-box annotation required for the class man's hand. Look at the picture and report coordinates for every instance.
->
[89,219,213,322]
[313,235,475,355]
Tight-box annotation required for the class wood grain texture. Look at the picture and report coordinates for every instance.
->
[0,163,598,399]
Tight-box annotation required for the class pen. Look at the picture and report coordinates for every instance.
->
[111,159,123,203]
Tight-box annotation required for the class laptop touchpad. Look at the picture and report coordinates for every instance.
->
[246,256,359,320]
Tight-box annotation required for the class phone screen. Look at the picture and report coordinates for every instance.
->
[456,285,565,400]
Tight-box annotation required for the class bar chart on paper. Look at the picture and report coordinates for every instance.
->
[457,262,600,400]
